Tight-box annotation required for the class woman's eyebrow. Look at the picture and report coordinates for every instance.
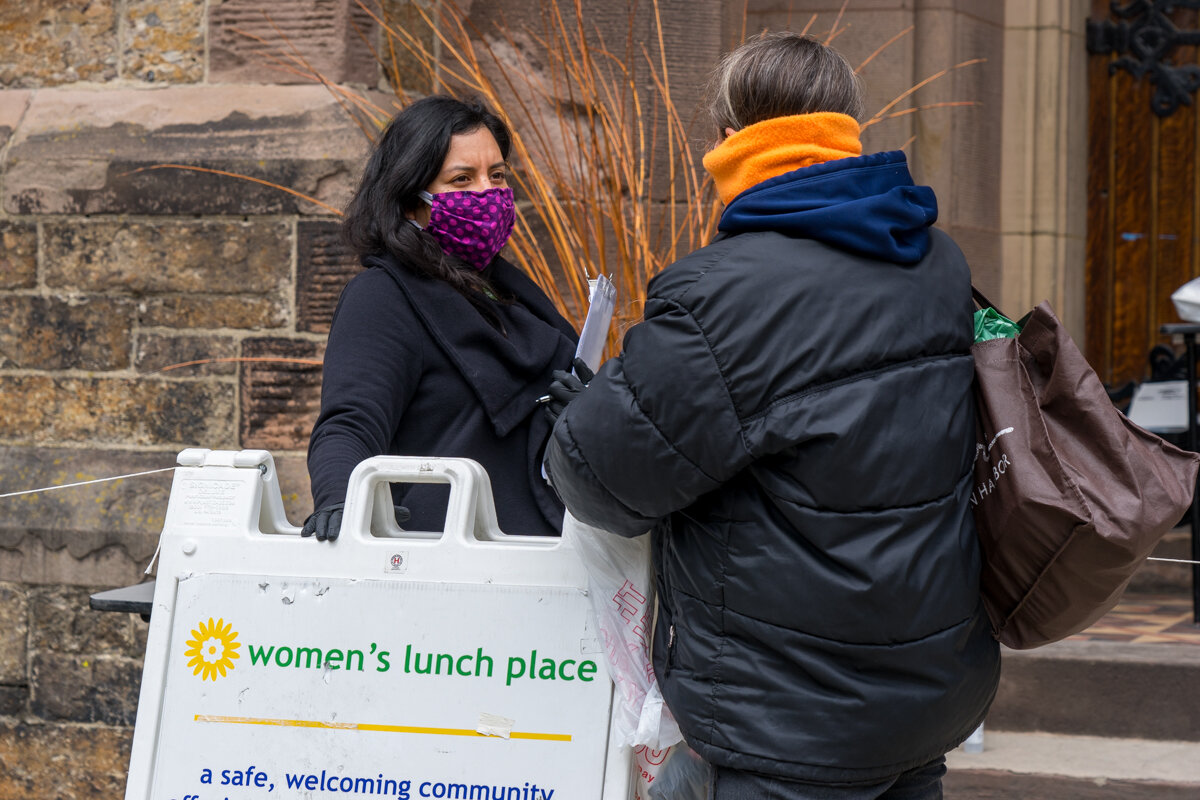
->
[443,161,506,171]
[439,161,506,178]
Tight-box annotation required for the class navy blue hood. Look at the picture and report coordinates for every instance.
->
[718,151,938,264]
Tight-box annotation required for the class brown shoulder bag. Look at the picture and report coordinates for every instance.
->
[971,294,1200,649]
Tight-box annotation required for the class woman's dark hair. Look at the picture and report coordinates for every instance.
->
[342,95,513,311]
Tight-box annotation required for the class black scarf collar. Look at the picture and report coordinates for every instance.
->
[365,254,579,437]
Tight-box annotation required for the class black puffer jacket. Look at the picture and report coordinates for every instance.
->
[545,151,1000,784]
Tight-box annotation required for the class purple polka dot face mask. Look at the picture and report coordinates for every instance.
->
[418,186,516,270]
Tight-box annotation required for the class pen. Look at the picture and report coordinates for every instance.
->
[536,395,552,404]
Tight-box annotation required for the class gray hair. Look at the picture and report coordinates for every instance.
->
[707,32,865,134]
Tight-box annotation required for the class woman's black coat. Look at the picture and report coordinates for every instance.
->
[309,254,578,536]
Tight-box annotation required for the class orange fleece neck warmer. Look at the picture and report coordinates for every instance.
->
[703,113,863,205]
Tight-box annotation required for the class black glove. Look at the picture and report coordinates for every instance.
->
[301,502,343,541]
[544,357,595,425]
[301,502,411,541]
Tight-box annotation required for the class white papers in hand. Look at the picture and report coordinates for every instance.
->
[575,274,615,374]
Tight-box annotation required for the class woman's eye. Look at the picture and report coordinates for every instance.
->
[492,171,507,183]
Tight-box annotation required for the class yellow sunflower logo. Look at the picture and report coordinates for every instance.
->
[184,617,241,681]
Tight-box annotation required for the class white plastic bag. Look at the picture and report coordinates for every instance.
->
[1171,276,1200,322]
[563,512,689,799]
[565,512,682,749]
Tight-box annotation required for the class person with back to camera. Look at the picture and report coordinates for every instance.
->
[303,95,580,542]
[542,33,1000,799]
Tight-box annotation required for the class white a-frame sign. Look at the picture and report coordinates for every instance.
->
[125,450,631,800]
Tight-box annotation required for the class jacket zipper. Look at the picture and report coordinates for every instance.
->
[656,517,677,672]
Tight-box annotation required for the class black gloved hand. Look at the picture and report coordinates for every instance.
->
[301,503,411,542]
[301,502,344,541]
[391,504,412,527]
[544,357,595,425]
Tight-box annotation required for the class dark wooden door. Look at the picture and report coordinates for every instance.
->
[1087,1,1200,388]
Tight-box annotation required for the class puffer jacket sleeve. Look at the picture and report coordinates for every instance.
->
[545,286,753,536]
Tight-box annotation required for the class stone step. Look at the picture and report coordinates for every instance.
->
[945,731,1200,799]
[987,639,1200,741]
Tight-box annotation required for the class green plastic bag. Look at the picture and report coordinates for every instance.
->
[974,307,1021,343]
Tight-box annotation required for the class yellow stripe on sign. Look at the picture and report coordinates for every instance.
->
[194,714,571,742]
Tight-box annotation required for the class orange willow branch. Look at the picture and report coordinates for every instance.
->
[856,26,913,74]
[147,357,324,376]
[871,100,980,123]
[118,165,343,216]
[864,58,987,127]
[823,0,850,44]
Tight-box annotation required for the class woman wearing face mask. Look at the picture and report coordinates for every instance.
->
[303,96,579,541]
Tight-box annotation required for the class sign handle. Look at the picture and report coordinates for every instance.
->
[341,456,501,545]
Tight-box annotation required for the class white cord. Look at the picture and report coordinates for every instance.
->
[0,467,176,498]
[4,470,1197,568]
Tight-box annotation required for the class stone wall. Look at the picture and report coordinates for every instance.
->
[0,2,384,796]
[0,582,145,797]
[0,1,1016,797]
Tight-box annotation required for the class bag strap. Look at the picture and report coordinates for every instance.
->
[972,285,997,312]
[973,285,1027,329]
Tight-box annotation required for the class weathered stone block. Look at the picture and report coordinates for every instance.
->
[942,12,1003,235]
[4,86,370,216]
[122,0,205,83]
[0,0,118,88]
[30,653,142,725]
[0,376,237,447]
[0,686,27,717]
[30,586,138,656]
[0,447,172,588]
[133,613,150,653]
[239,338,324,451]
[44,220,292,294]
[0,90,32,151]
[136,333,240,376]
[0,584,27,683]
[297,219,358,333]
[0,446,315,543]
[0,221,37,289]
[0,295,133,370]
[0,720,133,800]
[274,452,316,524]
[381,0,438,95]
[0,535,160,589]
[209,0,380,85]
[945,223,1002,298]
[138,294,290,330]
